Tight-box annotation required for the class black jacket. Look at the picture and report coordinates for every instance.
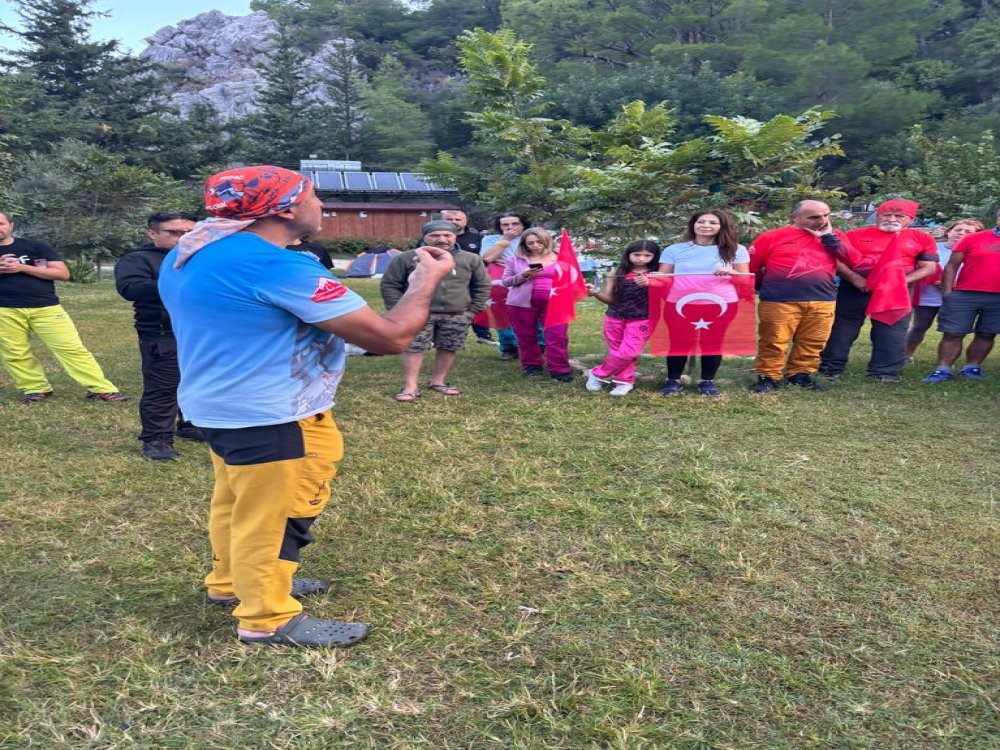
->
[114,245,173,337]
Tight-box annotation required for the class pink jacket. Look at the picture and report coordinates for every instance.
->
[502,256,563,308]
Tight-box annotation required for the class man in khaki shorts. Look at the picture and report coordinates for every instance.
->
[380,220,490,401]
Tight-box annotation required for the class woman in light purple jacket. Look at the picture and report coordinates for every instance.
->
[501,228,573,381]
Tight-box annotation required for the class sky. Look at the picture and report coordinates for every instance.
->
[0,1,255,54]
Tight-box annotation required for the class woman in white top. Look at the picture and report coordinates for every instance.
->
[905,217,983,361]
[657,209,751,397]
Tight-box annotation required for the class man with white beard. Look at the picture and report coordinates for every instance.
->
[819,199,938,382]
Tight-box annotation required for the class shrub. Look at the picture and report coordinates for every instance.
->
[65,253,97,284]
[317,236,405,256]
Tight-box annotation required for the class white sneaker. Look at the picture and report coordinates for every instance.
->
[585,371,608,392]
[609,381,634,396]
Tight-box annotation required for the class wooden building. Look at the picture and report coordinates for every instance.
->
[304,167,460,243]
[316,201,459,243]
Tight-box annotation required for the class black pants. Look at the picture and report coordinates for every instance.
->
[666,355,722,380]
[820,284,911,377]
[138,336,187,442]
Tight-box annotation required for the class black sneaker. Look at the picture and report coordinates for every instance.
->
[175,423,207,441]
[550,372,574,383]
[521,365,544,376]
[498,349,519,361]
[142,440,179,461]
[786,373,826,391]
[818,369,842,381]
[750,376,781,393]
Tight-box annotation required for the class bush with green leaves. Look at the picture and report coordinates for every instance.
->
[64,253,97,284]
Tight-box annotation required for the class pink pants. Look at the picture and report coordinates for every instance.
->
[508,296,570,374]
[591,317,651,384]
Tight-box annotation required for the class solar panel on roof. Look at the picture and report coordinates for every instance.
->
[343,172,373,190]
[399,173,440,191]
[371,172,402,191]
[313,171,343,190]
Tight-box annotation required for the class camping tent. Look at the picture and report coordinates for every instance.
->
[341,247,402,278]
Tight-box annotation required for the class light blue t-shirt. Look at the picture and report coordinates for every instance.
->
[481,234,520,262]
[159,233,367,428]
[660,241,750,273]
[660,241,751,303]
[918,241,953,307]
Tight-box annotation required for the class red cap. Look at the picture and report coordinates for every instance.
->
[877,199,919,219]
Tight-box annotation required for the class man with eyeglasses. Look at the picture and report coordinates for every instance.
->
[115,211,203,460]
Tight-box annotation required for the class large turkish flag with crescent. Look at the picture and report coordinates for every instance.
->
[648,274,756,356]
[472,262,511,330]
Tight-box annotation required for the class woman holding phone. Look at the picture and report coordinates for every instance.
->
[501,227,573,381]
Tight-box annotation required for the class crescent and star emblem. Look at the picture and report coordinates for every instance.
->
[674,292,729,330]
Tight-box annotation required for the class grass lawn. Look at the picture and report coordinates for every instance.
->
[1,279,997,749]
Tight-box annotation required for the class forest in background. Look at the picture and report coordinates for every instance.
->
[1,0,999,251]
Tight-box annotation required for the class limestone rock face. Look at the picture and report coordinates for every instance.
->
[140,11,279,121]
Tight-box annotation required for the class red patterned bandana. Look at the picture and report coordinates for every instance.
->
[877,199,919,219]
[204,166,311,219]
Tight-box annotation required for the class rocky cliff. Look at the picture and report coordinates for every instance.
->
[141,10,348,123]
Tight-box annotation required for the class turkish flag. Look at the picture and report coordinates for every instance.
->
[543,229,588,329]
[472,262,510,329]
[865,233,913,325]
[648,274,756,356]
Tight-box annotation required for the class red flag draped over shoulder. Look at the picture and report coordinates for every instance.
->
[647,273,756,356]
[865,233,913,325]
[543,229,588,329]
[472,262,511,330]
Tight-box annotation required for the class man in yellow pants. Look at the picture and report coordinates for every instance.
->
[159,166,453,648]
[0,212,129,404]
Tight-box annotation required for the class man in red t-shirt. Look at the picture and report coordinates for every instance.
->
[748,199,862,392]
[923,209,1000,383]
[819,199,938,382]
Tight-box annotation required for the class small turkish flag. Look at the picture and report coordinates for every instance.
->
[473,263,510,329]
[311,277,348,302]
[543,229,588,329]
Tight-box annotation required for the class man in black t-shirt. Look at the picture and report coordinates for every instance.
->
[115,211,202,460]
[439,209,496,345]
[0,211,128,403]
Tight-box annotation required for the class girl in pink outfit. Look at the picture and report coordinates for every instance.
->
[501,228,574,381]
[586,240,662,396]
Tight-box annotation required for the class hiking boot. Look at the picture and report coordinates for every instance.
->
[498,349,519,361]
[175,423,207,441]
[142,440,179,461]
[958,365,984,380]
[86,391,130,402]
[750,376,781,393]
[585,370,608,392]
[21,391,53,404]
[922,368,953,383]
[697,380,722,397]
[786,373,825,391]
[871,374,901,383]
[660,379,684,396]
[521,365,544,376]
[550,372,574,383]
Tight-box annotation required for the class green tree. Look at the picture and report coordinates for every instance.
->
[10,140,198,258]
[318,40,371,159]
[0,0,190,171]
[860,127,1000,221]
[358,56,434,170]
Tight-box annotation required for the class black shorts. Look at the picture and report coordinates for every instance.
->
[937,290,1000,335]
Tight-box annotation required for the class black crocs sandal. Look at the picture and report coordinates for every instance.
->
[207,577,330,607]
[239,612,370,648]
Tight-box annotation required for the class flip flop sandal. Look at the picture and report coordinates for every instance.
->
[426,382,461,396]
[207,577,329,608]
[239,612,369,648]
[394,389,421,402]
